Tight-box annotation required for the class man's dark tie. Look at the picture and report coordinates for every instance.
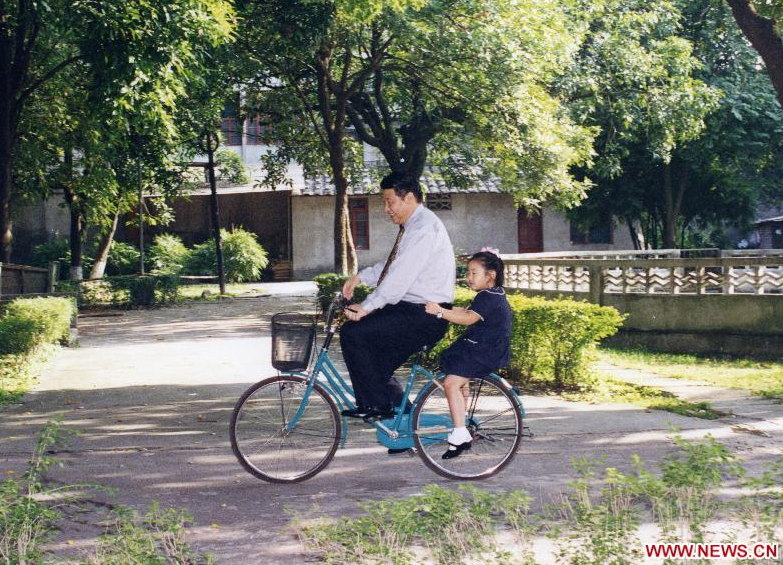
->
[377,225,405,286]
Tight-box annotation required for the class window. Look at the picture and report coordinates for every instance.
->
[245,115,272,145]
[349,198,369,250]
[426,193,452,211]
[220,102,242,146]
[570,219,612,244]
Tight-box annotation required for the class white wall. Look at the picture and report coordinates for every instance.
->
[291,192,517,279]
[542,207,637,251]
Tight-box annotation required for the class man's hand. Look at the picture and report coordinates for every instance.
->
[344,304,368,322]
[342,274,361,300]
[424,301,441,316]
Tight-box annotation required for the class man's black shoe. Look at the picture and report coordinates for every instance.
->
[362,406,396,421]
[388,448,411,455]
[341,406,369,418]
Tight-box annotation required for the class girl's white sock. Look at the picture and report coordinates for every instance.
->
[447,426,472,445]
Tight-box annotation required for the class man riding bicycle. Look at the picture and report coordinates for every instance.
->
[340,171,455,424]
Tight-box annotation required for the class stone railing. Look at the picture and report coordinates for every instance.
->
[503,254,783,303]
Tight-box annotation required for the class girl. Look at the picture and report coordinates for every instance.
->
[425,248,512,459]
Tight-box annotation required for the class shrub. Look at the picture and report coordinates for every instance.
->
[29,239,70,269]
[185,228,268,283]
[104,241,140,276]
[147,234,190,274]
[313,273,371,312]
[0,297,74,354]
[108,275,181,308]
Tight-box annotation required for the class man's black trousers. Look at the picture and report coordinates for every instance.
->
[339,301,448,409]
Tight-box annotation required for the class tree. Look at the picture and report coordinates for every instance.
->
[345,0,594,209]
[0,0,234,264]
[725,0,783,111]
[567,0,783,249]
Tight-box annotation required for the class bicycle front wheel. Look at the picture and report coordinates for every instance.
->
[230,375,341,483]
[413,377,522,480]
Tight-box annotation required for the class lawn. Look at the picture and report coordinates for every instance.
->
[178,283,267,300]
[597,346,783,399]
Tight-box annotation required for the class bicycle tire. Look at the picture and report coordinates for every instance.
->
[230,375,341,483]
[412,377,522,480]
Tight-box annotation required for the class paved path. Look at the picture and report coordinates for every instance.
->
[595,361,783,438]
[1,285,782,563]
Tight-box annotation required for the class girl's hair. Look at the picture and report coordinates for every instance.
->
[468,251,504,287]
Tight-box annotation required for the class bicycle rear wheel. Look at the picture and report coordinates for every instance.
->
[230,375,341,483]
[413,377,522,480]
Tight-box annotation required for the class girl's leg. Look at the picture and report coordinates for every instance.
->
[443,375,470,429]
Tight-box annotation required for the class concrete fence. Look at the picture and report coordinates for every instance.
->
[0,262,57,297]
[502,250,783,358]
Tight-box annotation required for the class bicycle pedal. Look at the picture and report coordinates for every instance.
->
[522,426,534,438]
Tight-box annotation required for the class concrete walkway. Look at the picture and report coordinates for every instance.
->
[595,361,783,437]
[1,284,782,563]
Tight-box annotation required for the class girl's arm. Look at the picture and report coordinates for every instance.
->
[425,302,480,326]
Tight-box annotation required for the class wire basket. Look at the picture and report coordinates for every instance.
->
[271,312,316,372]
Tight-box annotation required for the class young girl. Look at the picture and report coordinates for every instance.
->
[425,248,512,459]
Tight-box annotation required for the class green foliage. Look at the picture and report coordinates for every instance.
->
[74,504,215,565]
[0,297,74,355]
[57,276,180,308]
[108,275,181,308]
[185,228,269,283]
[313,273,371,311]
[147,234,190,275]
[104,241,140,276]
[299,484,520,565]
[29,239,71,270]
[214,148,250,185]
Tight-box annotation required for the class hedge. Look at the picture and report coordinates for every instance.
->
[57,275,180,308]
[315,277,625,390]
[0,297,75,356]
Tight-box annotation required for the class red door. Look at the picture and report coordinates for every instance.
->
[517,208,543,253]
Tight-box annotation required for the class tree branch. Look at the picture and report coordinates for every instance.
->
[16,54,80,107]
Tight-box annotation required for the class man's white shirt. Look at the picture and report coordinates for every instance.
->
[358,204,455,313]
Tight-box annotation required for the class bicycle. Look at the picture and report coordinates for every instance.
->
[229,293,527,483]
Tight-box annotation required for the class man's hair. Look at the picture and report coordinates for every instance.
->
[380,171,423,203]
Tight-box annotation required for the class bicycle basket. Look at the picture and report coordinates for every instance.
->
[271,312,316,372]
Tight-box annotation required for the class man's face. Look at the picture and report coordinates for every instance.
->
[382,189,417,225]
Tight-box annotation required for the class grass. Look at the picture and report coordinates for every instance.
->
[597,346,783,399]
[298,435,775,565]
[0,344,57,405]
[178,283,267,300]
[558,373,725,419]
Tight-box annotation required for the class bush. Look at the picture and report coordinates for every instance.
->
[108,275,181,307]
[0,297,74,356]
[313,273,372,312]
[185,227,268,283]
[104,241,140,276]
[432,289,624,391]
[147,234,190,274]
[29,239,70,269]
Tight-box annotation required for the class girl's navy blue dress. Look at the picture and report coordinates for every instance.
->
[440,287,512,378]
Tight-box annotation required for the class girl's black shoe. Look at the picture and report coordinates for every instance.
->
[442,441,472,460]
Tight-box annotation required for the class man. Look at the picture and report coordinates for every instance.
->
[341,171,455,422]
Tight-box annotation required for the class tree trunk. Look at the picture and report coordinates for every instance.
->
[0,138,11,264]
[725,0,783,111]
[663,162,678,249]
[63,188,84,281]
[90,210,120,279]
[626,217,641,250]
[206,131,226,295]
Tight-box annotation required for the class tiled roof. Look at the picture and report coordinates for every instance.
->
[300,166,503,196]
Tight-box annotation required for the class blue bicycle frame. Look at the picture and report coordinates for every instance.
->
[283,298,526,449]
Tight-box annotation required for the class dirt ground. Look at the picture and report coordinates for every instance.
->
[1,284,781,563]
